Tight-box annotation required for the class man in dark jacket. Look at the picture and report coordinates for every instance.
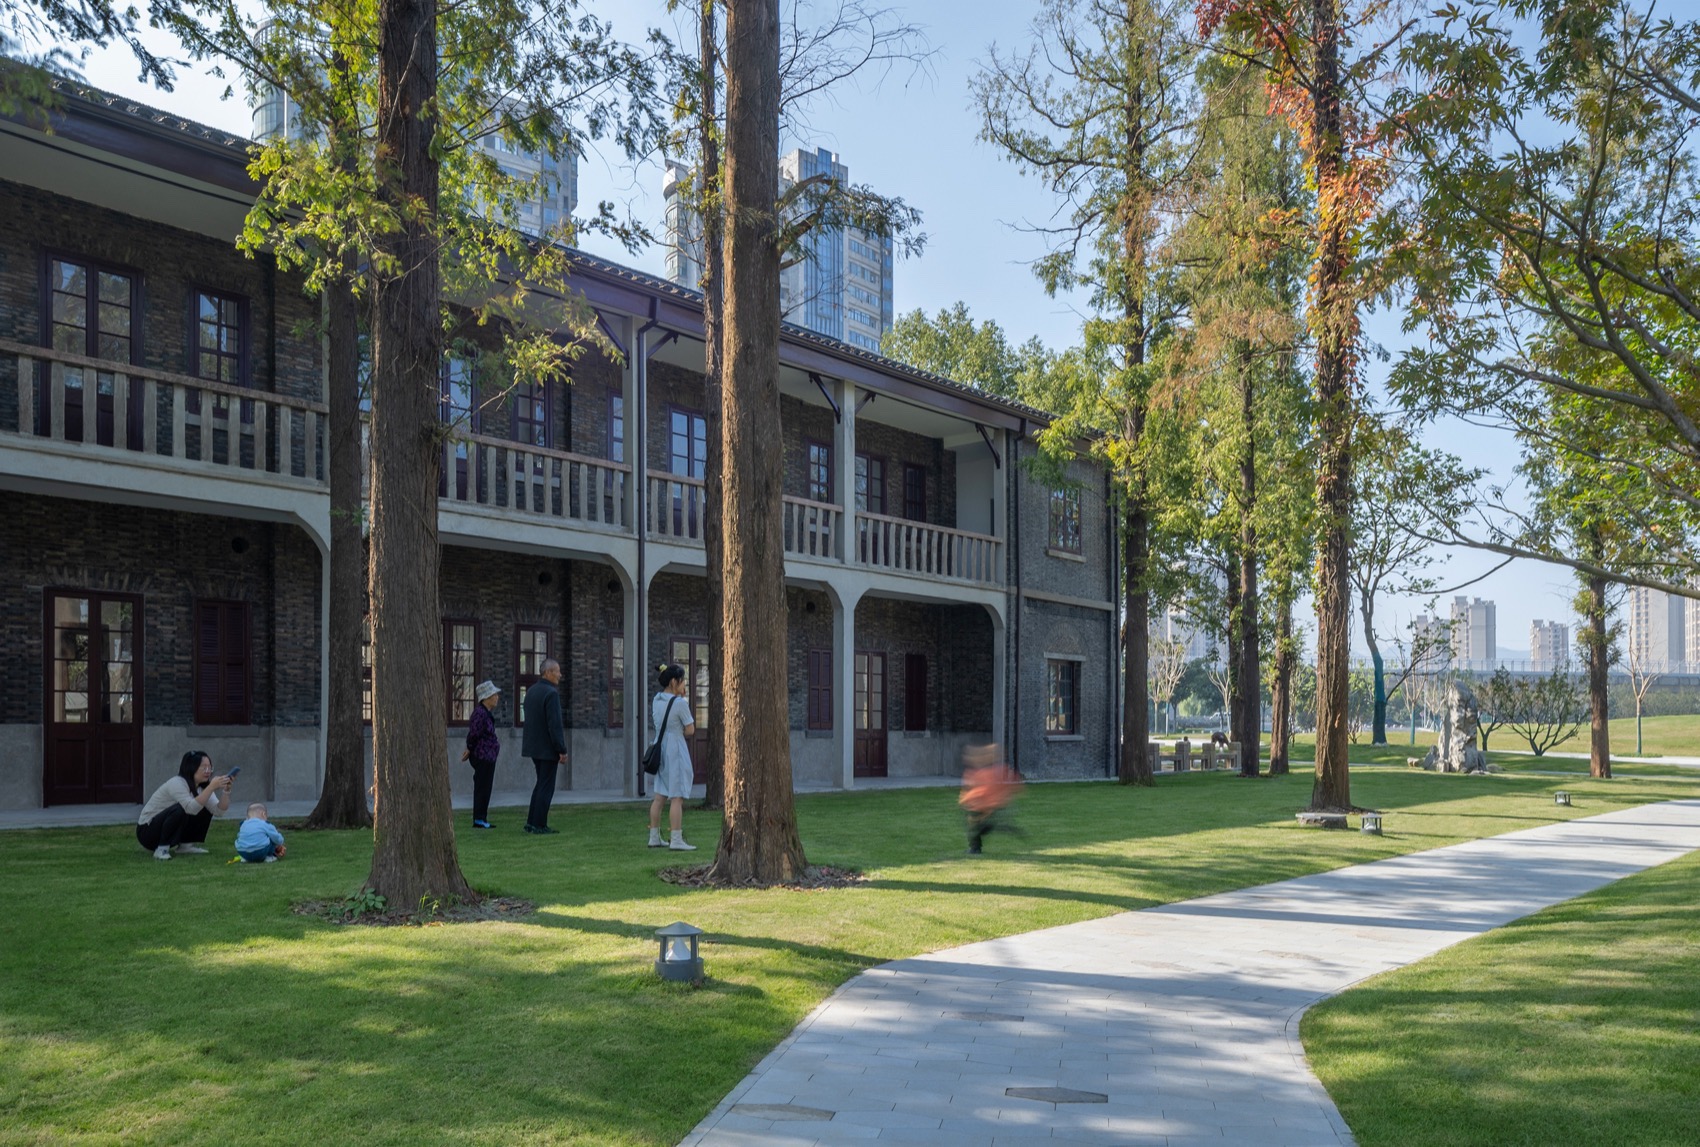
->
[521,658,568,834]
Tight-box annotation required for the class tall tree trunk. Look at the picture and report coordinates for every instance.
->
[1359,590,1388,745]
[1120,495,1154,784]
[1236,369,1260,775]
[1585,572,1612,779]
[1223,548,1243,756]
[306,262,371,830]
[708,0,806,883]
[1307,0,1354,812]
[1268,595,1293,775]
[366,0,472,904]
[698,0,728,812]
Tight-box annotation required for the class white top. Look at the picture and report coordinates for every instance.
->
[137,776,225,824]
[650,691,696,798]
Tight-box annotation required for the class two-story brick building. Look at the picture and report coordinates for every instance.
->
[0,79,1119,814]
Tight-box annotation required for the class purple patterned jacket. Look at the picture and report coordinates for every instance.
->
[465,705,500,764]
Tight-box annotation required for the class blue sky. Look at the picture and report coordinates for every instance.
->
[61,0,1587,661]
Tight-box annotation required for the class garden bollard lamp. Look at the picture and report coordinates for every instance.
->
[655,920,704,983]
[1554,791,1572,806]
[1360,812,1383,835]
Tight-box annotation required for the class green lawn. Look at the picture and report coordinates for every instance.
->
[2,771,1696,1145]
[1304,847,1700,1147]
[1288,731,1700,778]
[1540,712,1700,759]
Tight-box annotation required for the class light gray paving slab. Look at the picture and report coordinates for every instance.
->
[678,799,1700,1147]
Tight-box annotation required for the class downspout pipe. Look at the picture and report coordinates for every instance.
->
[1009,421,1023,768]
[633,308,659,797]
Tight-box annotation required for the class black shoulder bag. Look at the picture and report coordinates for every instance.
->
[643,695,679,775]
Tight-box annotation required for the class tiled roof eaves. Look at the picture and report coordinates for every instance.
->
[562,246,1058,428]
[47,76,254,156]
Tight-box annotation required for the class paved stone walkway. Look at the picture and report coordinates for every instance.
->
[679,799,1700,1147]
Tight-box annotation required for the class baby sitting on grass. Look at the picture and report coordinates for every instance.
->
[234,803,287,864]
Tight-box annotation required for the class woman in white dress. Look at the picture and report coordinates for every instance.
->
[648,663,699,851]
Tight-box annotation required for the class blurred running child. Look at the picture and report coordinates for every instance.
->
[959,743,1024,855]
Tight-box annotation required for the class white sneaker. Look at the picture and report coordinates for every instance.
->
[647,829,665,848]
[668,831,697,852]
[153,845,172,861]
[263,855,277,863]
[174,844,208,855]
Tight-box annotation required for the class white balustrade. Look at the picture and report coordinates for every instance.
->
[855,511,1004,586]
[7,339,325,484]
[437,432,630,530]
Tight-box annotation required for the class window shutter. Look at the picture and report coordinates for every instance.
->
[222,604,249,723]
[807,650,833,730]
[195,603,221,724]
[905,653,928,732]
[195,601,250,724]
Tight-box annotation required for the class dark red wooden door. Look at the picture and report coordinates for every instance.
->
[670,637,711,784]
[43,591,142,805]
[854,651,888,778]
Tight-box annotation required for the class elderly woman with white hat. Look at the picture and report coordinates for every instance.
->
[459,679,503,828]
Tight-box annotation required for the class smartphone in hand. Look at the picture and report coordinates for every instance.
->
[225,766,241,778]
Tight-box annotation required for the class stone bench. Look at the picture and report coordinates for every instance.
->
[1295,812,1348,828]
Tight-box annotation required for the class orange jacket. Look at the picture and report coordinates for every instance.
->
[959,763,1023,813]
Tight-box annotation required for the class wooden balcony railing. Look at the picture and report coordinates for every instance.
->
[5,339,326,485]
[645,473,844,562]
[855,511,1004,586]
[436,430,631,531]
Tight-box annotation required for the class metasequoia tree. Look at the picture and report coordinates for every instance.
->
[662,0,925,811]
[709,0,807,883]
[1163,38,1309,775]
[976,0,1201,786]
[1199,0,1398,810]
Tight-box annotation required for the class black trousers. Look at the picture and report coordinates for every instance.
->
[527,758,558,828]
[137,804,212,851]
[469,758,496,822]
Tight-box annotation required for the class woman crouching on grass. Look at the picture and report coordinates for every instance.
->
[647,663,698,851]
[137,751,233,860]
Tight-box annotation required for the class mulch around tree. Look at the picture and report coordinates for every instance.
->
[660,864,868,890]
[292,895,535,927]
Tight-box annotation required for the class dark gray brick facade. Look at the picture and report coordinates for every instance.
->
[0,492,321,727]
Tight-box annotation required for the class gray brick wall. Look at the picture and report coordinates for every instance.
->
[0,492,321,727]
[1014,440,1114,603]
[0,177,318,436]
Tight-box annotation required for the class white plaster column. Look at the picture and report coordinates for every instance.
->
[988,603,1008,752]
[831,583,861,789]
[833,380,856,563]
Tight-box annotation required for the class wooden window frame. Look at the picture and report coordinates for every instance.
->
[515,625,551,728]
[607,632,627,728]
[41,250,143,365]
[361,618,372,725]
[1048,487,1083,555]
[607,386,625,463]
[807,649,833,730]
[669,406,708,478]
[855,452,886,515]
[1045,658,1080,736]
[513,378,553,449]
[443,619,481,727]
[806,439,833,503]
[902,463,927,523]
[193,599,252,726]
[187,285,251,389]
[440,350,480,432]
